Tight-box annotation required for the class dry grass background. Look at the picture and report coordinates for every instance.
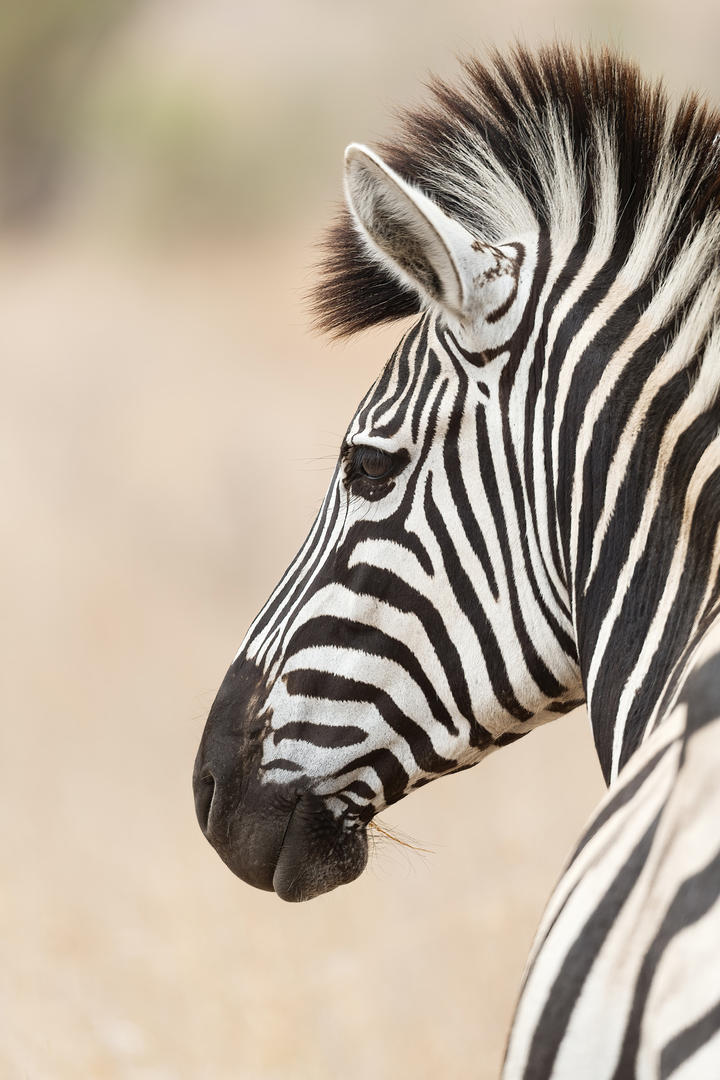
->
[3,2,720,1078]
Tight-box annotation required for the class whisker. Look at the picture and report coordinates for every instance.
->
[368,819,434,855]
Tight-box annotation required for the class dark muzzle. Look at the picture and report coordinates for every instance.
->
[193,657,368,901]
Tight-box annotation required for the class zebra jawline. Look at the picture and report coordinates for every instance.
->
[192,656,369,901]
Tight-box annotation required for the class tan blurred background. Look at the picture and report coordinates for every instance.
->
[2,3,719,1078]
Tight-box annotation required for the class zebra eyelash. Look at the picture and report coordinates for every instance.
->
[341,442,410,500]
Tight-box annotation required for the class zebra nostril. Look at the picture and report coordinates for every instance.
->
[194,772,216,834]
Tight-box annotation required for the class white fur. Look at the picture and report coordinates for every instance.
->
[344,144,525,332]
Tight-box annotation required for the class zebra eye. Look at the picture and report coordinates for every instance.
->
[342,443,409,497]
[356,445,393,479]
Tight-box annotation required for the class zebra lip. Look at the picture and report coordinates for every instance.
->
[272,792,369,903]
[193,757,297,893]
[194,773,367,900]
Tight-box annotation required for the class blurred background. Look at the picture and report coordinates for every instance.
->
[2,2,718,1078]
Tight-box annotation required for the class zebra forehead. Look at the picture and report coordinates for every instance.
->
[345,315,486,445]
[312,42,720,338]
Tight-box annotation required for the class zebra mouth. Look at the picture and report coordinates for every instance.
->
[193,765,368,902]
[272,793,369,902]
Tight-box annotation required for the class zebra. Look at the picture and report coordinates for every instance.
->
[193,45,720,1077]
[504,645,720,1077]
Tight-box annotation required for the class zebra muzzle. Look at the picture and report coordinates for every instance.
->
[192,763,368,901]
[193,652,369,900]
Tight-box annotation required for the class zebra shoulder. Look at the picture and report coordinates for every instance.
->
[504,649,720,1080]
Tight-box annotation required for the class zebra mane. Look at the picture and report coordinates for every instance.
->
[312,43,720,337]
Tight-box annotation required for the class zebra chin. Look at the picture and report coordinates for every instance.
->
[271,792,369,901]
[193,658,369,901]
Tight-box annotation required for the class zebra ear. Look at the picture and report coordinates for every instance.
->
[344,144,524,329]
[344,144,482,320]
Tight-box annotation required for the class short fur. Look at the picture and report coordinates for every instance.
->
[312,43,720,337]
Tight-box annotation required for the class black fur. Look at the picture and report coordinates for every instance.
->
[312,43,720,336]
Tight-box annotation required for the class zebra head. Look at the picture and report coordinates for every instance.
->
[193,143,581,901]
[194,46,720,900]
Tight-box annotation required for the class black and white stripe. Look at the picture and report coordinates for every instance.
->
[194,43,720,1072]
[505,647,720,1078]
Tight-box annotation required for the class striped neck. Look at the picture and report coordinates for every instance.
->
[560,294,720,784]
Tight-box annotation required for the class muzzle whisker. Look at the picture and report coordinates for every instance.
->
[367,818,434,855]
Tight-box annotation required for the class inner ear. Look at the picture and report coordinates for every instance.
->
[365,192,446,299]
[344,145,467,315]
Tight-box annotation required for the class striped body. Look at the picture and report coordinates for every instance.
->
[506,649,720,1079]
[193,45,720,1076]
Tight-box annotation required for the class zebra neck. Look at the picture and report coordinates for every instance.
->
[570,415,720,787]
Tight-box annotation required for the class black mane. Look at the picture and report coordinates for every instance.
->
[312,43,720,337]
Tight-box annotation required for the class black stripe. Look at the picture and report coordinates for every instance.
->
[566,738,676,872]
[575,346,701,671]
[521,810,662,1080]
[660,997,720,1078]
[475,406,568,699]
[335,558,482,740]
[273,720,368,748]
[285,615,460,736]
[611,844,720,1078]
[518,739,675,1003]
[333,747,409,805]
[284,669,456,775]
[586,415,719,780]
[681,652,720,736]
[522,229,571,623]
[355,322,417,431]
[442,375,499,599]
[555,283,650,581]
[411,348,442,444]
[617,461,720,772]
[343,779,376,800]
[243,471,343,651]
[260,757,303,773]
[493,245,578,662]
[538,239,600,586]
[576,319,697,603]
[370,316,428,434]
[424,475,533,721]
